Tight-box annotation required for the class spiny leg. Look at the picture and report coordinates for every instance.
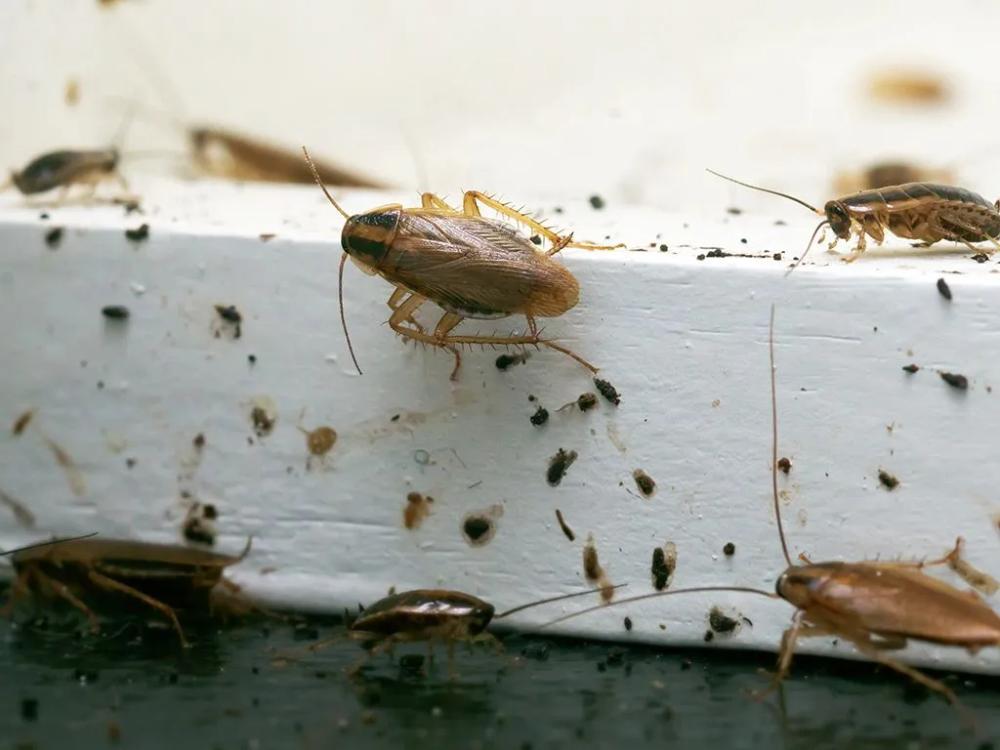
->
[420,193,460,212]
[32,569,101,633]
[86,570,189,648]
[434,312,465,380]
[843,227,869,263]
[461,191,623,254]
[755,611,804,699]
[387,287,425,333]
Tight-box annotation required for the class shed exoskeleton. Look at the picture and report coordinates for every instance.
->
[303,147,623,380]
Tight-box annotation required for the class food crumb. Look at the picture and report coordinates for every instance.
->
[577,393,598,412]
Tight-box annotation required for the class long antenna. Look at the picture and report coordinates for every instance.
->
[769,304,793,567]
[706,169,820,214]
[302,147,350,220]
[495,583,628,619]
[783,220,829,277]
[1,532,98,556]
[537,586,779,630]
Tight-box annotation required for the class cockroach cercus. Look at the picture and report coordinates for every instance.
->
[298,584,626,674]
[4,536,252,647]
[303,147,624,380]
[544,305,1000,716]
[708,169,1000,273]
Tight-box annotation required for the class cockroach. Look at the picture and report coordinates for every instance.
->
[306,584,625,674]
[545,305,1000,714]
[302,147,623,380]
[5,536,252,647]
[833,161,954,196]
[708,169,1000,272]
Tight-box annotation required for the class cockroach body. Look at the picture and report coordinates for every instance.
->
[5,537,251,647]
[7,149,125,197]
[547,306,1000,714]
[709,170,1000,272]
[303,147,622,380]
[833,161,954,195]
[189,128,385,188]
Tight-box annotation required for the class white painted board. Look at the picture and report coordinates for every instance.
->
[1,178,998,678]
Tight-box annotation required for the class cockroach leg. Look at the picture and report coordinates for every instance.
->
[461,191,623,253]
[386,287,425,332]
[856,639,963,713]
[86,569,190,648]
[540,340,598,373]
[420,193,460,213]
[31,569,101,633]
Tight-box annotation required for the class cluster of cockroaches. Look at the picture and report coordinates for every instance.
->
[6,87,1000,726]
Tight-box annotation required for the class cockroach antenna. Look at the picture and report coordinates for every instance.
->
[768,304,793,566]
[302,146,363,376]
[1,532,98,556]
[706,169,820,214]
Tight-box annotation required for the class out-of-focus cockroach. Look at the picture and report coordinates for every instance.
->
[299,584,626,674]
[303,147,623,380]
[545,305,1000,715]
[833,161,955,196]
[5,536,252,647]
[708,169,1000,273]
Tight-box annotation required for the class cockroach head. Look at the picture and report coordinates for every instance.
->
[823,200,853,240]
[775,565,826,608]
[468,600,495,635]
[341,206,402,267]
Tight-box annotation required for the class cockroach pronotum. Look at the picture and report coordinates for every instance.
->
[303,147,623,380]
[4,536,252,647]
[297,584,625,675]
[708,169,1000,273]
[544,305,1000,717]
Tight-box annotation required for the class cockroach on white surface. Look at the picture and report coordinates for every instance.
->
[545,306,1000,719]
[708,169,1000,272]
[303,147,623,380]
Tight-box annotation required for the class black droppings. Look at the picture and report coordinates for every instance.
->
[723,542,735,556]
[902,364,920,374]
[101,305,130,320]
[708,607,739,634]
[632,469,656,498]
[496,352,528,370]
[939,372,968,390]
[659,244,669,252]
[624,617,633,632]
[44,226,64,248]
[726,207,743,215]
[594,378,621,406]
[124,223,150,242]
[777,457,791,474]
[589,194,605,210]
[21,697,38,721]
[462,515,494,546]
[651,547,672,591]
[936,278,952,301]
[546,448,577,486]
[878,469,900,490]
[972,253,990,264]
[555,509,575,541]
[703,630,715,643]
[529,234,542,245]
[248,354,257,366]
[577,393,598,411]
[214,305,243,339]
[530,406,549,427]
[39,212,49,220]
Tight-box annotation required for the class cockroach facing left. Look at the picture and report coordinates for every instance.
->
[303,147,623,380]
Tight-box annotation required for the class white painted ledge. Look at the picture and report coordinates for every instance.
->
[2,178,999,677]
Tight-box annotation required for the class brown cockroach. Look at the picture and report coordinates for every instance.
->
[303,147,623,380]
[544,305,1000,713]
[5,536,252,647]
[708,169,1000,273]
[833,160,954,196]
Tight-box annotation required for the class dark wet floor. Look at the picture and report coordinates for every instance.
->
[2,608,998,750]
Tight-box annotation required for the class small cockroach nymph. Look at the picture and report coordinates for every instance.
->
[708,169,1000,273]
[545,306,1000,718]
[3,536,253,647]
[303,147,624,380]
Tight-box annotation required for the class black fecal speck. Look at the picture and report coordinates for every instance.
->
[703,630,714,642]
[529,234,542,245]
[878,469,899,490]
[939,372,968,390]
[937,278,952,300]
[101,305,129,320]
[124,223,149,242]
[659,244,668,251]
[624,617,633,632]
[723,542,735,556]
[39,212,50,220]
[594,378,621,406]
[902,364,920,374]
[726,207,743,215]
[708,607,739,634]
[546,448,577,486]
[530,406,549,426]
[589,195,605,210]
[651,547,671,591]
[248,354,257,366]
[463,515,493,544]
[45,227,64,248]
[577,393,598,411]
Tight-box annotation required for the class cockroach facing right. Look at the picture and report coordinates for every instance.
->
[4,536,253,647]
[546,306,1000,718]
[708,170,1000,273]
[303,147,623,381]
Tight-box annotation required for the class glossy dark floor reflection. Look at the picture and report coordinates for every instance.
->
[2,610,998,750]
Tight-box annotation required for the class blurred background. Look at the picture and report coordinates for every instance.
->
[3,0,999,213]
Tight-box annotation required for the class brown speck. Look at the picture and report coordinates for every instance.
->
[12,409,35,436]
[651,543,676,591]
[403,492,433,530]
[624,617,633,632]
[902,364,920,374]
[577,393,598,412]
[708,607,739,634]
[868,70,948,104]
[124,223,150,242]
[583,534,615,601]
[214,304,243,339]
[44,437,86,496]
[45,227,64,248]
[182,503,216,545]
[554,509,575,541]
[65,78,80,106]
[878,469,899,490]
[723,542,735,556]
[125,457,136,469]
[496,352,529,370]
[939,372,968,390]
[589,194,605,210]
[192,433,206,450]
[250,398,277,437]
[0,487,36,528]
[546,448,577,486]
[301,426,337,457]
[632,469,655,498]
[937,278,952,301]
[530,406,549,426]
[101,305,130,320]
[594,378,621,406]
[777,457,791,474]
[259,233,276,242]
[462,514,495,546]
[726,207,743,215]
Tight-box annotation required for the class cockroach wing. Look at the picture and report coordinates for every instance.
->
[813,564,1000,648]
[382,213,578,319]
